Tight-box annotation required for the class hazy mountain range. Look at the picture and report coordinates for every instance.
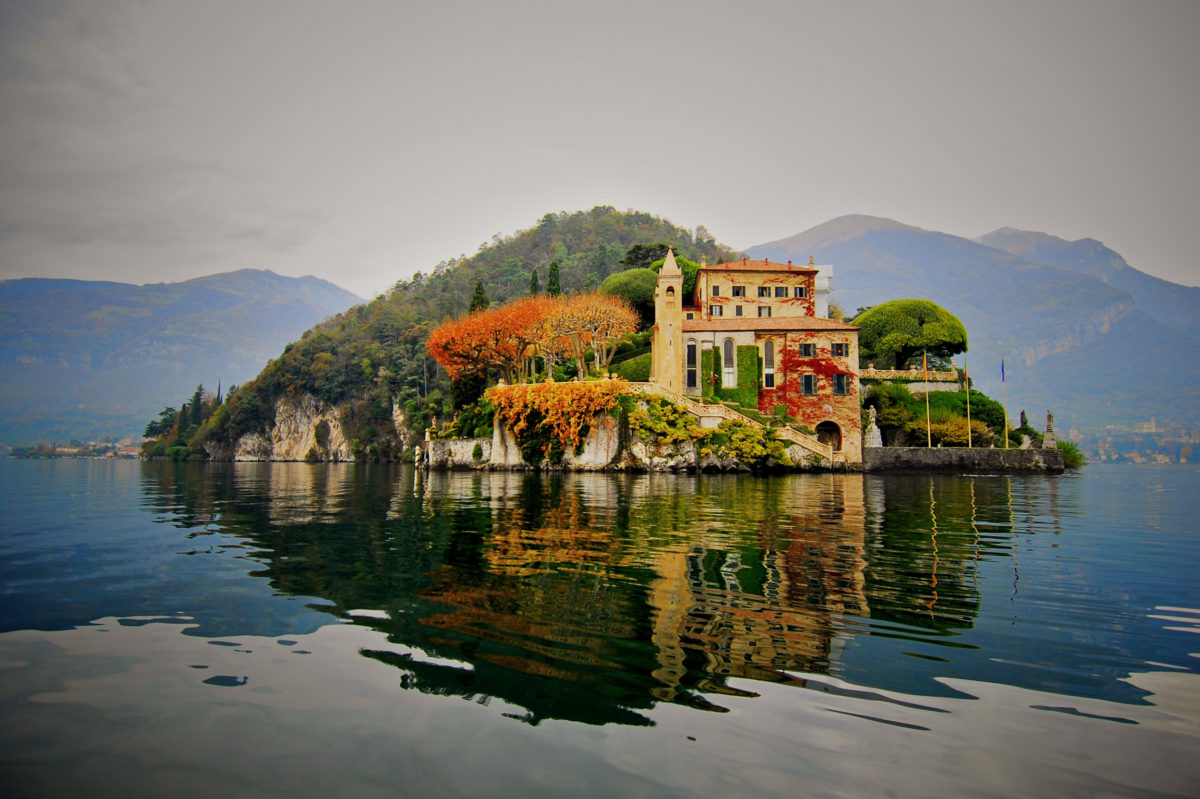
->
[4,212,1194,446]
[749,216,1199,434]
[0,270,362,444]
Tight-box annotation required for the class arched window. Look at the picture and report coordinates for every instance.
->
[763,340,775,389]
[722,338,735,388]
[686,340,698,391]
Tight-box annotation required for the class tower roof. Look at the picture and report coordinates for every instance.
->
[660,247,682,277]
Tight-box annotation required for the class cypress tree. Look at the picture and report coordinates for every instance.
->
[189,384,204,427]
[469,280,490,312]
[529,268,541,295]
[547,260,561,297]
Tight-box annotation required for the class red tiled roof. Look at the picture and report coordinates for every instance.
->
[682,317,858,332]
[701,258,818,274]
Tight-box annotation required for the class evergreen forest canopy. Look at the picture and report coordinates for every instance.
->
[156,207,738,460]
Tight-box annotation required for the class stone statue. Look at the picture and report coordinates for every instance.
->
[1019,409,1027,428]
[1041,410,1057,449]
[864,405,883,448]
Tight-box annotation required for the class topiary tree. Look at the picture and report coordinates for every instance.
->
[852,299,968,369]
[599,268,658,327]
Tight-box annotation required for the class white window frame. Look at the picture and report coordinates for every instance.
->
[722,338,736,388]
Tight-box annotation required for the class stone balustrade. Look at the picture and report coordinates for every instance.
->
[861,366,960,381]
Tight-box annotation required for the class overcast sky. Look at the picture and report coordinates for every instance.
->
[1,0,1197,298]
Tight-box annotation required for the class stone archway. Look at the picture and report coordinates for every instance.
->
[816,421,842,452]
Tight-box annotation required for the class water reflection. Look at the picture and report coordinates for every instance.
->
[133,464,1068,725]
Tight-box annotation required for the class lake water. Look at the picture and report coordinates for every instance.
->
[1,459,1197,798]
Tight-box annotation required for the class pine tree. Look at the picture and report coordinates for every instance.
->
[469,280,490,312]
[529,268,541,295]
[547,260,561,297]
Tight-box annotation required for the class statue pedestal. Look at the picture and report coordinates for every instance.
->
[865,423,883,448]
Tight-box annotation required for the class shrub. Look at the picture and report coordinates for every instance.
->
[1057,440,1087,468]
[710,419,791,469]
[628,394,708,446]
[613,353,651,382]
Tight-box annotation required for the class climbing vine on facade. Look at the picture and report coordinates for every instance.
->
[487,379,628,464]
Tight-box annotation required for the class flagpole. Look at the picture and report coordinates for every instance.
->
[1002,355,1009,450]
[964,353,972,448]
[924,350,932,447]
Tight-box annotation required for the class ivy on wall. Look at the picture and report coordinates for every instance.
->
[701,348,717,399]
[487,379,627,465]
[711,345,761,408]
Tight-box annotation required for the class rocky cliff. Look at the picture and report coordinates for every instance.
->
[206,393,401,462]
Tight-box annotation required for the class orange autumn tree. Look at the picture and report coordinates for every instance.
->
[426,295,554,384]
[532,305,575,379]
[539,293,639,379]
[574,293,639,373]
[428,293,637,384]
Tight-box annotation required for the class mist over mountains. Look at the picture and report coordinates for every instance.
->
[749,216,1199,434]
[0,270,362,444]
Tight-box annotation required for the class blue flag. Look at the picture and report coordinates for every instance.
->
[1001,357,1005,382]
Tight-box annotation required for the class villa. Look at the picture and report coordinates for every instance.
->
[649,250,862,461]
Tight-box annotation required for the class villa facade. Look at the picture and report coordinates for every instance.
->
[650,251,862,461]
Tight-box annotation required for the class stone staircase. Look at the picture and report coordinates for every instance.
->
[627,382,835,462]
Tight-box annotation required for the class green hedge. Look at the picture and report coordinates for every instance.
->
[613,353,651,381]
[701,348,717,399]
[711,345,760,407]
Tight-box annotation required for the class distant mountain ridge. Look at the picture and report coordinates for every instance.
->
[749,216,1199,434]
[0,269,363,444]
[976,227,1200,340]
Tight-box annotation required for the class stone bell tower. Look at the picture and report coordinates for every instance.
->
[651,248,684,393]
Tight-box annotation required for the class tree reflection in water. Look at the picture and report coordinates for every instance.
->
[139,463,1021,726]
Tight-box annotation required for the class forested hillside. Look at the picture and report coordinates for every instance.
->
[193,207,737,459]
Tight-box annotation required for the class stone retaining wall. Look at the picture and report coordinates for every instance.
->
[863,446,1065,474]
[428,438,491,468]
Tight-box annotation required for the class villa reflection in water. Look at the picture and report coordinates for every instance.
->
[139,463,1057,725]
